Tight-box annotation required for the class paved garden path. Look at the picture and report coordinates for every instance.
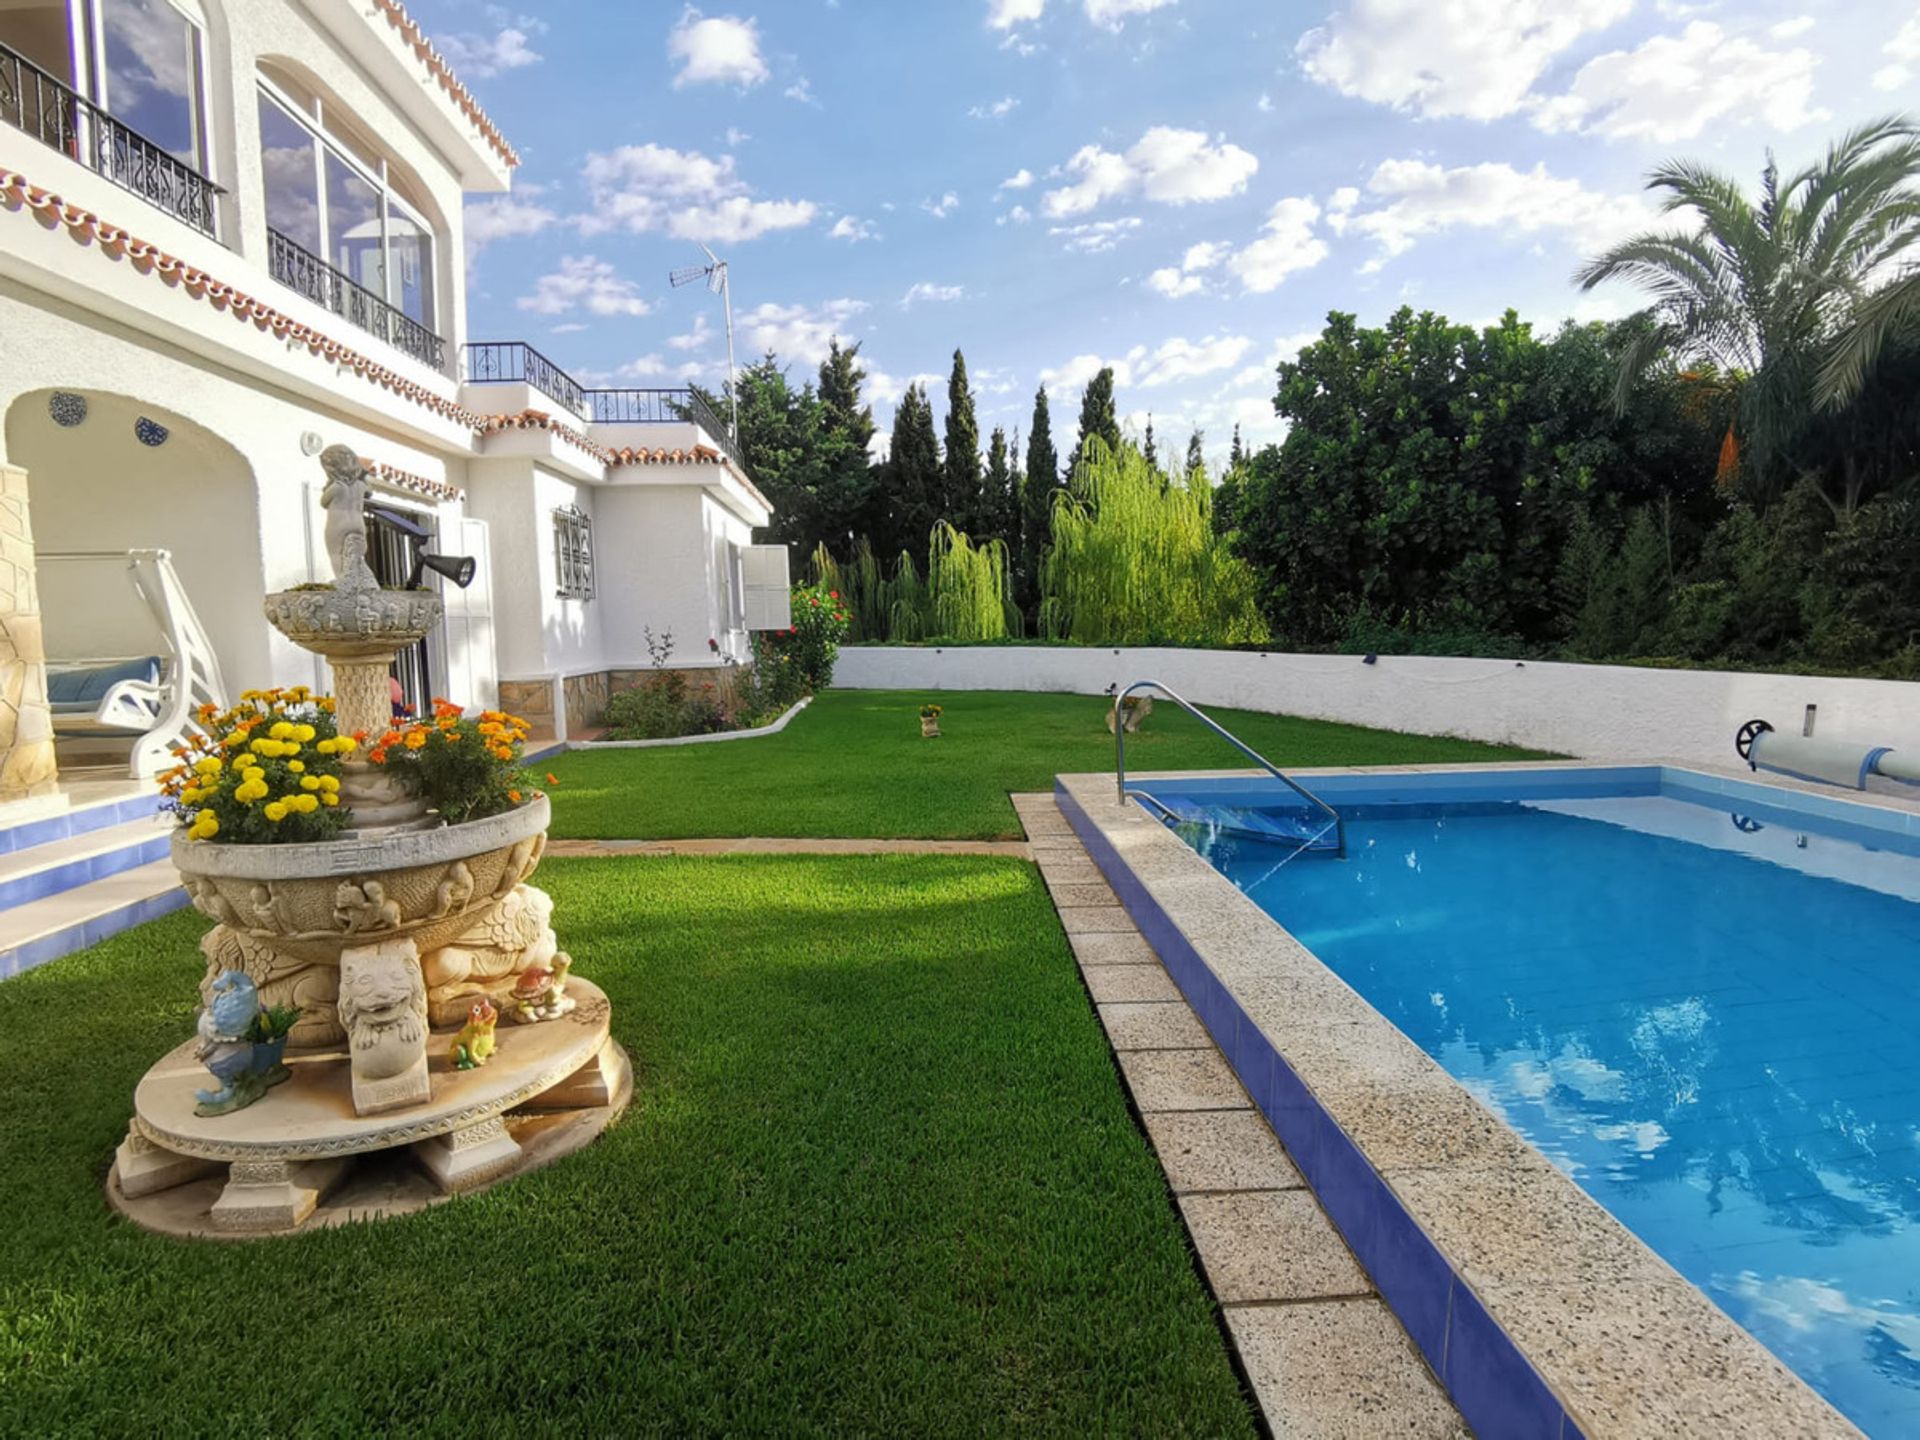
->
[1011,791,1469,1438]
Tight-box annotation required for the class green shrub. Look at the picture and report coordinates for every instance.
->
[757,583,851,690]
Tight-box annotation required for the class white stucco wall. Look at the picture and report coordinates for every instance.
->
[832,646,1920,771]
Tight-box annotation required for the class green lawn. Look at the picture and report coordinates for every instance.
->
[0,855,1256,1437]
[546,687,1548,839]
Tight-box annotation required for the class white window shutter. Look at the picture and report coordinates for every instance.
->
[741,544,791,631]
[441,517,497,711]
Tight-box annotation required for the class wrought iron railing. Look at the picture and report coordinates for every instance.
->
[461,341,585,414]
[267,228,445,371]
[0,41,221,237]
[584,387,745,473]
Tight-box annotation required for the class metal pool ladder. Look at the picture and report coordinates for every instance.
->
[1114,679,1346,858]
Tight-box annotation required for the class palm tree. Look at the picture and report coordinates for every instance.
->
[1576,116,1920,513]
[1818,270,1920,410]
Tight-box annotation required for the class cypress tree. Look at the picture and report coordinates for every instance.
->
[1142,414,1158,472]
[883,383,942,558]
[1228,423,1245,469]
[985,425,1014,546]
[1072,367,1120,474]
[943,348,983,532]
[1020,386,1059,614]
[1185,428,1205,480]
[817,338,877,556]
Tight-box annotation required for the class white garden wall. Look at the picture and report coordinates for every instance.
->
[833,647,1920,771]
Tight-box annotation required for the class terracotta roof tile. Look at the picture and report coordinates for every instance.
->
[371,0,520,170]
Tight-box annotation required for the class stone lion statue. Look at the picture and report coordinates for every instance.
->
[336,951,429,1082]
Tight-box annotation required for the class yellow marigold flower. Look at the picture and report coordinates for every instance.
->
[225,730,249,748]
[263,801,288,822]
[294,794,319,814]
[320,791,339,806]
[194,756,222,775]
[300,775,321,791]
[268,721,294,740]
[235,780,269,803]
[295,724,316,743]
[336,735,357,753]
[404,730,428,750]
[288,760,306,774]
[318,774,341,793]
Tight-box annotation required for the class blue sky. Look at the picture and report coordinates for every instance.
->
[416,0,1918,465]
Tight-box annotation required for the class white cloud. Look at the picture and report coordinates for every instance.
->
[1148,267,1206,298]
[1227,196,1329,293]
[1049,216,1143,252]
[577,144,816,244]
[465,196,557,257]
[1875,10,1920,92]
[902,281,966,307]
[739,298,869,365]
[1146,239,1228,298]
[1770,16,1814,39]
[1256,91,1273,112]
[724,126,751,146]
[988,0,1046,28]
[619,354,670,379]
[1229,331,1322,389]
[997,204,1033,226]
[999,168,1036,192]
[516,256,652,318]
[969,96,1021,119]
[1136,334,1251,387]
[670,314,714,352]
[435,24,542,79]
[549,322,588,335]
[829,215,878,242]
[1043,126,1257,217]
[1342,158,1652,272]
[668,8,768,89]
[922,191,961,219]
[1042,348,1144,390]
[784,76,820,105]
[1084,0,1177,30]
[1297,0,1631,122]
[1536,21,1825,141]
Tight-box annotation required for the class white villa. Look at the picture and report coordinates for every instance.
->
[0,0,787,796]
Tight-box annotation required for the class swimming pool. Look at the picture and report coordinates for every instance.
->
[1132,766,1920,1436]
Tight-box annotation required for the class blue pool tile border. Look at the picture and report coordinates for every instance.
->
[1056,777,1584,1440]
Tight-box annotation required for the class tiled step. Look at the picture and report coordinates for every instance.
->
[0,814,174,911]
[0,782,160,856]
[0,858,189,979]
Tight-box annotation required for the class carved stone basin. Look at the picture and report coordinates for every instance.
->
[172,794,550,965]
[261,586,443,659]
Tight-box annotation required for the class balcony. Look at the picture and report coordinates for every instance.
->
[268,229,446,372]
[461,342,748,475]
[0,41,221,238]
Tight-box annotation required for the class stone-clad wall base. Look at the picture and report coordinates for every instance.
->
[0,465,55,800]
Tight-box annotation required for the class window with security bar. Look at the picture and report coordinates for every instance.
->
[553,506,594,600]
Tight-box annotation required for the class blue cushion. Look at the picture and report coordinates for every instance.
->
[46,656,160,705]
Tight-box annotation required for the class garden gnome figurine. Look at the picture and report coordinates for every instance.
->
[194,971,266,1116]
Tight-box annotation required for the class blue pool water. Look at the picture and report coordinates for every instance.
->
[1143,770,1920,1436]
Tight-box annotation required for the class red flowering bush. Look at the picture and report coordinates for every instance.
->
[758,582,850,693]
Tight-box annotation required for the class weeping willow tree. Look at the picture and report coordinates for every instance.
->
[811,539,950,642]
[1039,439,1267,646]
[927,522,1019,641]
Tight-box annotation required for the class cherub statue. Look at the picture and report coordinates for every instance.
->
[317,444,379,592]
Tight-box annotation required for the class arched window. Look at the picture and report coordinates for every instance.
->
[257,64,440,336]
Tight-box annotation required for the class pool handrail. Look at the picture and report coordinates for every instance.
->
[1113,678,1345,857]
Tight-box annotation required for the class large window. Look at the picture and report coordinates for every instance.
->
[91,0,205,169]
[553,507,594,601]
[257,78,438,332]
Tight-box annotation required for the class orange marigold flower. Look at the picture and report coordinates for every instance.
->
[546,772,560,785]
[508,789,522,804]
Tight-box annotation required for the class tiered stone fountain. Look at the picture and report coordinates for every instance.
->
[108,448,630,1236]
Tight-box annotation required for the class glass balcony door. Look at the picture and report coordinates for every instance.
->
[89,0,205,172]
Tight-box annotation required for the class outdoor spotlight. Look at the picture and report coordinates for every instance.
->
[408,552,477,590]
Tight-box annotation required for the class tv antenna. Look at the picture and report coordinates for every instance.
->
[669,243,738,448]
